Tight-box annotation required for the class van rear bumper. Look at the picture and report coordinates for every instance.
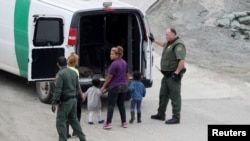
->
[79,79,153,91]
[79,81,92,91]
[141,79,153,88]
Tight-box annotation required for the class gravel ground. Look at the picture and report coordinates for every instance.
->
[147,0,250,82]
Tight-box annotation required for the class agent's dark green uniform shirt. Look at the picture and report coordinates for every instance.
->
[161,38,186,71]
[53,66,79,101]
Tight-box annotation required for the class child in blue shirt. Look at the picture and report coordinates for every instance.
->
[128,71,146,123]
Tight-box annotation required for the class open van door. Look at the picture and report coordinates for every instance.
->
[143,18,153,88]
[144,17,153,87]
[28,15,65,103]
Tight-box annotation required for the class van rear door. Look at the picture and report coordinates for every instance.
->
[142,17,153,87]
[28,15,65,81]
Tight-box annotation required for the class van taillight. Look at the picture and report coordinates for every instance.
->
[104,7,114,12]
[68,28,77,46]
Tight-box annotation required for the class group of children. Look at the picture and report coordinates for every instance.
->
[83,71,146,125]
[67,52,146,132]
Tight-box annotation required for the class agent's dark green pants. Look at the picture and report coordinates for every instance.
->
[56,99,86,141]
[157,76,181,120]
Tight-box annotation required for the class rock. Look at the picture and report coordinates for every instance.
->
[217,12,250,40]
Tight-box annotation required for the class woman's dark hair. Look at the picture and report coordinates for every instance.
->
[170,28,177,35]
[92,78,101,87]
[132,71,141,80]
[57,56,67,66]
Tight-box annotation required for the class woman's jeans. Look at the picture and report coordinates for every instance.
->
[106,85,128,123]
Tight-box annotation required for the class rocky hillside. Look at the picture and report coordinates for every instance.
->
[147,0,250,82]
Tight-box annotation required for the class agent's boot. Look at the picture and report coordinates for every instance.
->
[129,111,135,124]
[67,122,71,138]
[137,113,141,123]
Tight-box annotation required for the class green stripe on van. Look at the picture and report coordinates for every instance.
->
[14,0,30,78]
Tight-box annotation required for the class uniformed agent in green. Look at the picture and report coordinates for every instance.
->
[52,56,87,141]
[149,28,186,124]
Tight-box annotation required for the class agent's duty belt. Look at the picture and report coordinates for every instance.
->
[60,95,76,102]
[161,71,174,78]
[161,68,186,78]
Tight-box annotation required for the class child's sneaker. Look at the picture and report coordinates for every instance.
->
[88,122,94,124]
[98,120,104,124]
[129,118,135,124]
[103,122,112,129]
[121,122,128,128]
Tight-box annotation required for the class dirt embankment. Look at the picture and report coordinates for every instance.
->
[147,0,250,82]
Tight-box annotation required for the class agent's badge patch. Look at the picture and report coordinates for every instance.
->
[177,47,183,51]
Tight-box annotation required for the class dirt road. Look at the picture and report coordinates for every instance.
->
[1,53,250,141]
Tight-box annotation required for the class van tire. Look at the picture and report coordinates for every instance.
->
[36,81,54,104]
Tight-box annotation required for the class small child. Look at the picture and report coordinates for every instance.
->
[84,78,104,124]
[128,71,146,123]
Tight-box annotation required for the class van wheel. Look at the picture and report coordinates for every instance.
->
[36,81,54,104]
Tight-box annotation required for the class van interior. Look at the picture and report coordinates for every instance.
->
[78,13,146,78]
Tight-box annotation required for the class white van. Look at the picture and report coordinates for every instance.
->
[0,0,153,103]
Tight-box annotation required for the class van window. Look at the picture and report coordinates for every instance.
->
[33,18,63,46]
